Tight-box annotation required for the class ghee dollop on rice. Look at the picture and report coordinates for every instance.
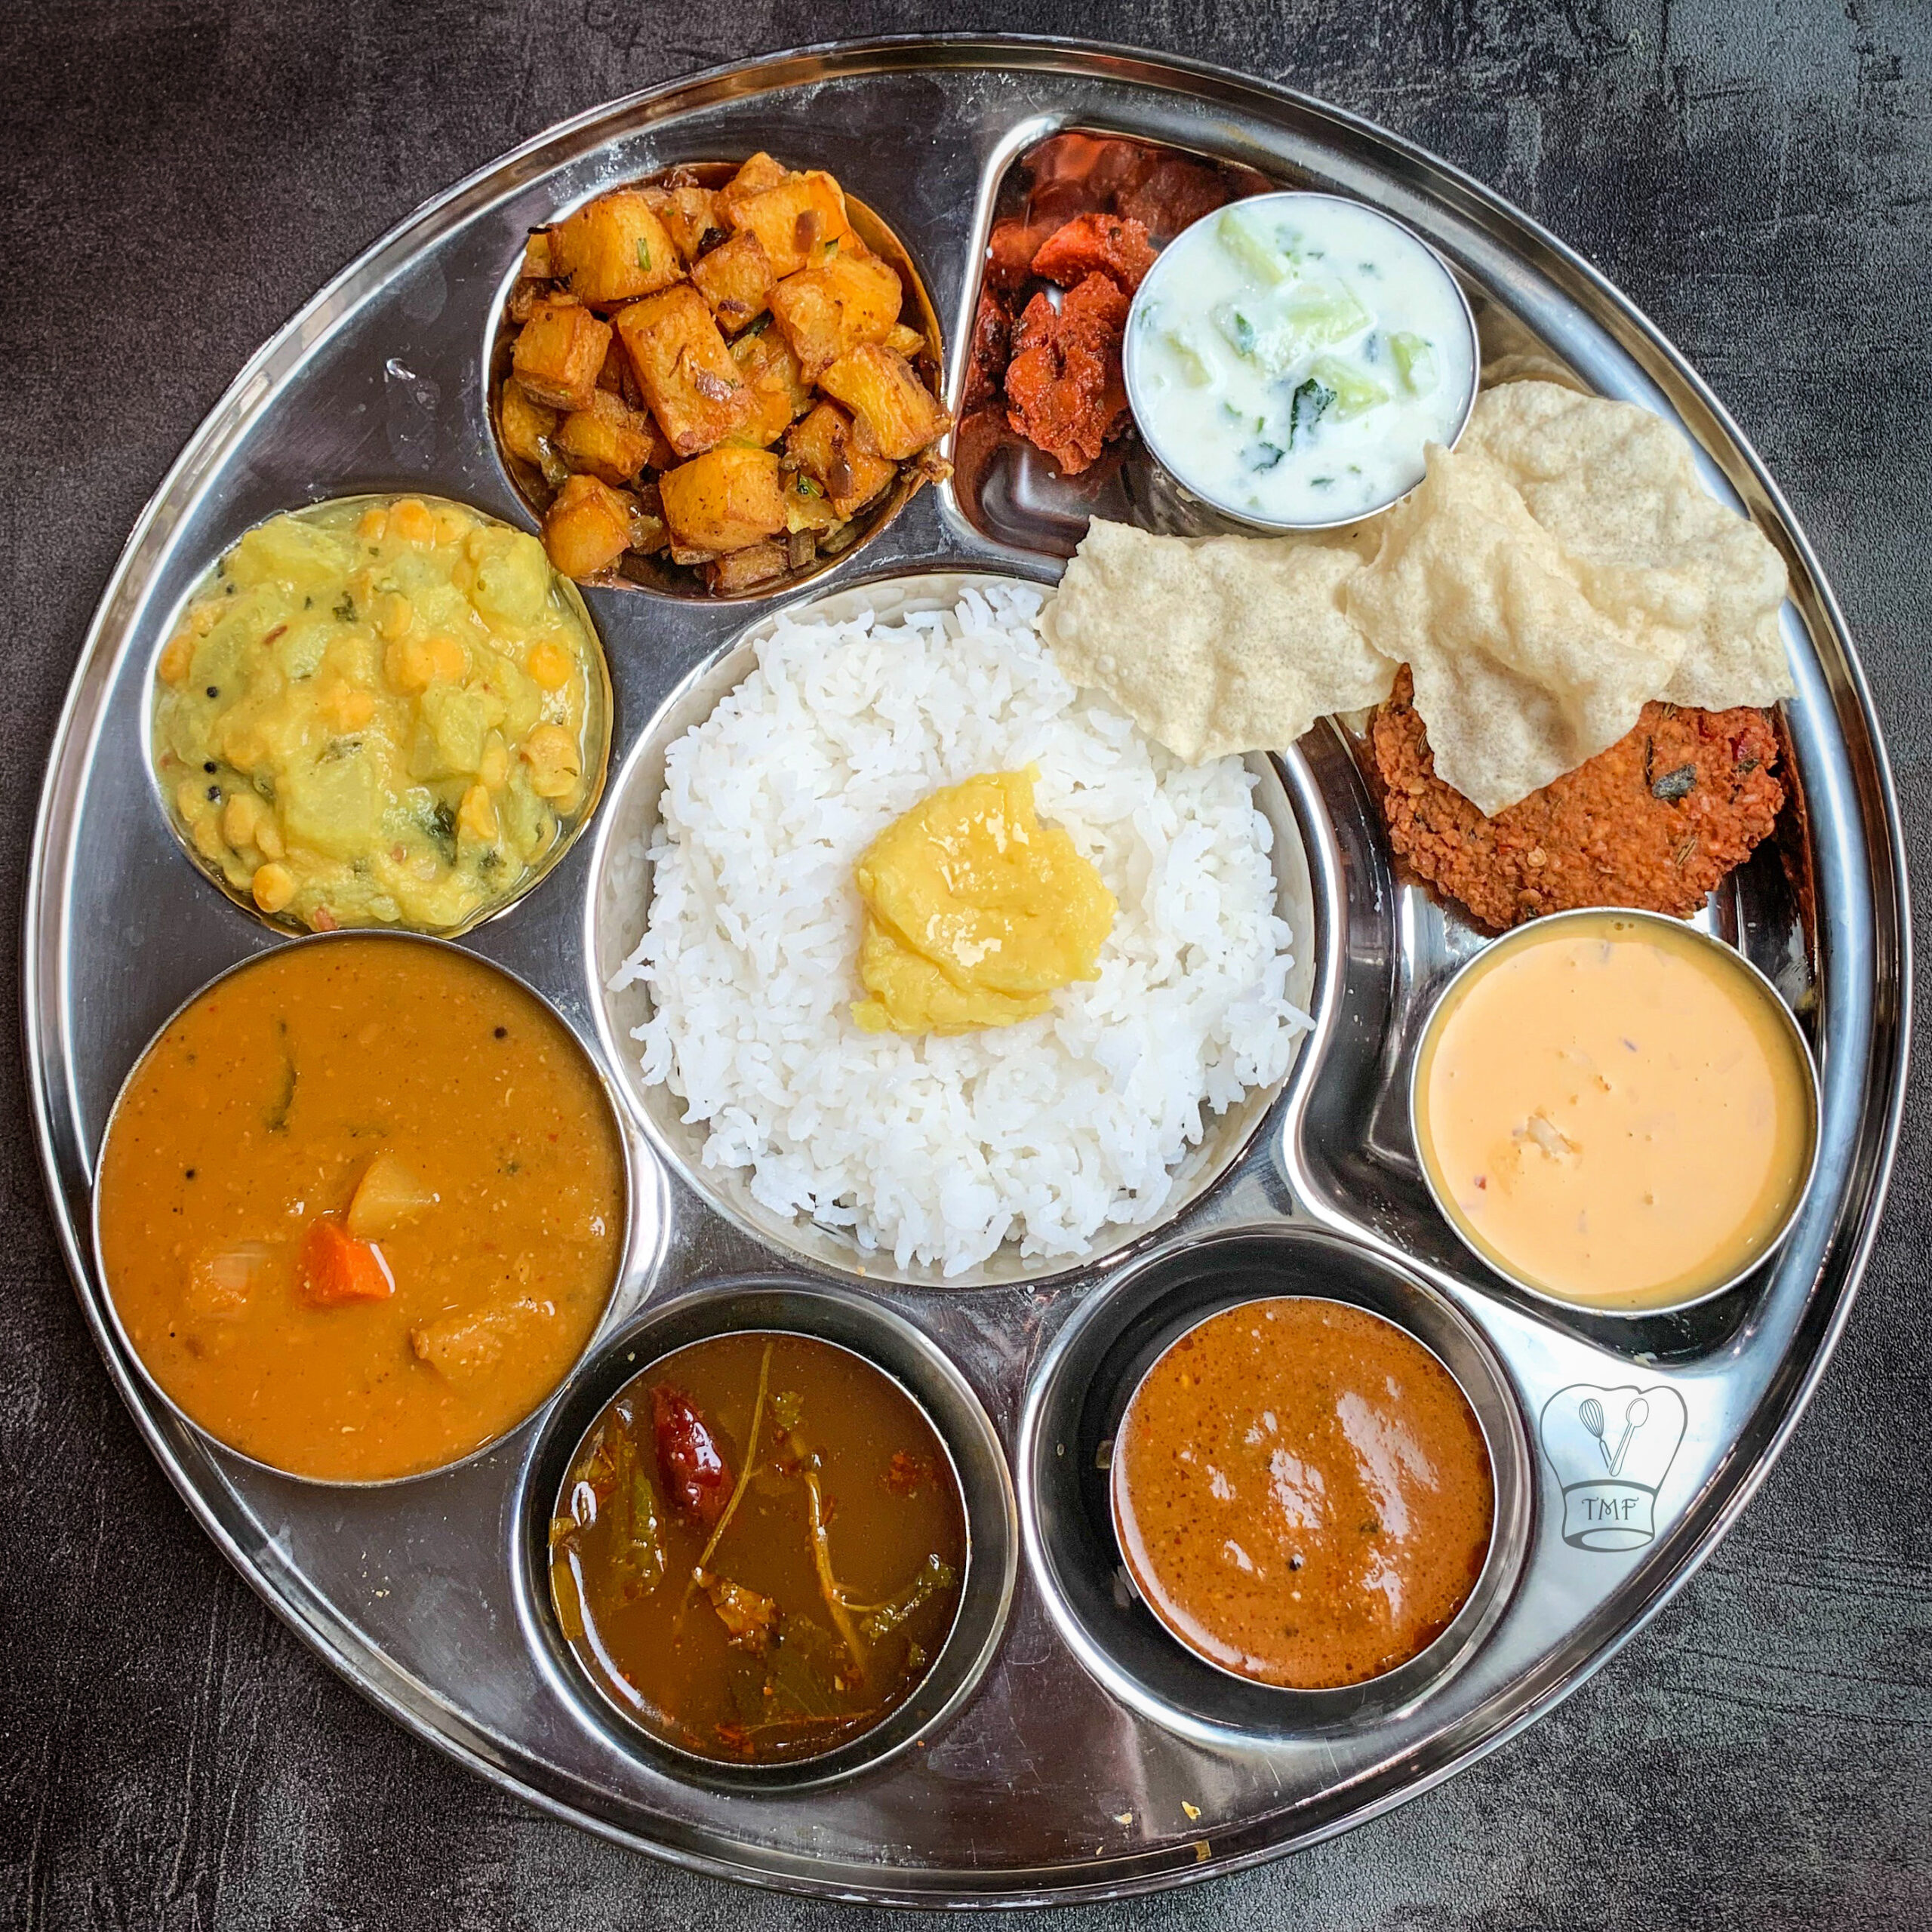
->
[850,764,1118,1037]
[613,585,1309,1277]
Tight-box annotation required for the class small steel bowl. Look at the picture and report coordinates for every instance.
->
[485,171,948,604]
[515,1278,1018,1789]
[1408,906,1823,1318]
[1109,1291,1500,1696]
[1019,1225,1529,1748]
[146,492,614,939]
[1122,190,1481,535]
[90,928,644,1487]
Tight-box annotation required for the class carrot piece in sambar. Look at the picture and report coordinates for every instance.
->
[297,1220,395,1307]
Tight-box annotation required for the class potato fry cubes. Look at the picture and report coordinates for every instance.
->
[497,152,951,594]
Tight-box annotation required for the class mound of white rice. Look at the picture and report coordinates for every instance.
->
[613,584,1309,1277]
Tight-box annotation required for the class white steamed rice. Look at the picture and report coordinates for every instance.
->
[611,584,1309,1277]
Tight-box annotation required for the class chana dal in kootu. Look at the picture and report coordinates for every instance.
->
[96,937,626,1481]
[152,495,608,934]
[549,1333,967,1764]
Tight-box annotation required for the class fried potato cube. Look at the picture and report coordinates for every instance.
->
[659,447,786,553]
[782,470,839,533]
[498,378,558,469]
[708,541,791,594]
[768,248,905,379]
[543,472,638,579]
[521,231,554,278]
[614,285,754,456]
[786,401,897,519]
[715,151,791,227]
[817,345,949,460]
[641,182,720,263]
[725,170,854,277]
[511,299,612,412]
[730,326,814,447]
[555,387,672,483]
[549,189,681,306]
[884,321,927,358]
[731,383,795,453]
[691,230,774,334]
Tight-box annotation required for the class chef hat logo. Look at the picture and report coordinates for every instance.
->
[1538,1384,1687,1552]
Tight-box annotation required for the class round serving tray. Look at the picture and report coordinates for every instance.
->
[23,35,1910,1906]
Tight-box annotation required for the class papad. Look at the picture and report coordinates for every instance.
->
[1042,518,1396,762]
[1342,442,1676,815]
[1463,380,1792,712]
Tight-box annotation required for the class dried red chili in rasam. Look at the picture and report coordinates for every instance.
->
[651,1384,732,1527]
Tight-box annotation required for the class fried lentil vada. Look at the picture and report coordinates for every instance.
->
[1367,668,1784,931]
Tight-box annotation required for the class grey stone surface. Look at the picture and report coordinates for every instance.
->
[2,2,1927,1927]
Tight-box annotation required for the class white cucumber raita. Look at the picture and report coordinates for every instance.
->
[1126,193,1476,526]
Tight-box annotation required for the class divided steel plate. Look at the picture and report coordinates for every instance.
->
[23,36,1909,1906]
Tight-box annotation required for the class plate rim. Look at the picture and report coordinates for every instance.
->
[20,30,1914,1905]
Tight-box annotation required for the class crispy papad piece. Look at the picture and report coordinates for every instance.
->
[1346,385,1794,814]
[1460,380,1794,713]
[1343,441,1673,816]
[1367,666,1785,931]
[1042,518,1396,761]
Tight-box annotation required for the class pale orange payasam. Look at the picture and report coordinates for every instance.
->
[1413,909,1817,1312]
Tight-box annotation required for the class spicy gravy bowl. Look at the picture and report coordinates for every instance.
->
[1111,1295,1495,1691]
[91,931,638,1487]
[1409,906,1822,1319]
[515,1279,1017,1789]
[1017,1227,1530,1746]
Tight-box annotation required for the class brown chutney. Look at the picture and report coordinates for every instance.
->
[1112,1297,1494,1689]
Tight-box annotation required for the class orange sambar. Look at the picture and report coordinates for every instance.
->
[1113,1297,1493,1689]
[97,936,626,1481]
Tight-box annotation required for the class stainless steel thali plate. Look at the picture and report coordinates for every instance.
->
[23,35,1909,1906]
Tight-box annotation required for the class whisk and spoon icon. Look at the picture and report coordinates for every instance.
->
[1579,1395,1650,1477]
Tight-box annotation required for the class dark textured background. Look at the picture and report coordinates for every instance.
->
[3,4,1927,1927]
